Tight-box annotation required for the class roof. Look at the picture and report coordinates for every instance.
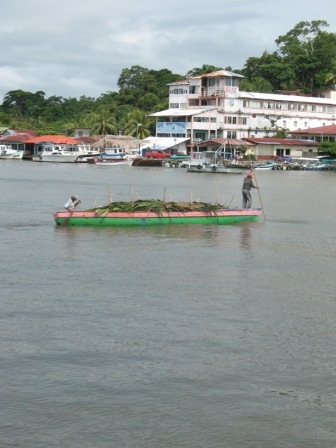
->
[290,124,336,135]
[91,135,137,149]
[201,70,244,79]
[150,108,213,117]
[239,91,336,105]
[24,135,80,144]
[198,138,254,147]
[140,137,189,150]
[0,131,37,143]
[244,138,318,147]
[168,70,244,86]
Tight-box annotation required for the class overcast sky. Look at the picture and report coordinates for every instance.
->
[1,0,336,102]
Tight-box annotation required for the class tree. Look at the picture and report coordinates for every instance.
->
[122,110,153,139]
[89,108,118,135]
[243,52,295,92]
[275,20,336,91]
[325,62,336,85]
[186,64,223,77]
[319,141,336,155]
[2,89,46,117]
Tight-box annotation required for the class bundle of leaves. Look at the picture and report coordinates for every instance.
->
[87,199,228,215]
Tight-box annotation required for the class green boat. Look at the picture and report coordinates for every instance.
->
[54,200,261,227]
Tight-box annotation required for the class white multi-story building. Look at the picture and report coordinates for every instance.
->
[150,70,336,148]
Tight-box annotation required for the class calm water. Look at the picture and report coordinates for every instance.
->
[1,160,335,448]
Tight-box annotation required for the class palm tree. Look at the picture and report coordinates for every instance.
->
[325,72,336,86]
[122,110,152,139]
[89,108,118,135]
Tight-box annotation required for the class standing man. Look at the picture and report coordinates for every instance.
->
[242,172,258,209]
[64,195,81,212]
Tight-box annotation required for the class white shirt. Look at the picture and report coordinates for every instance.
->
[64,198,80,211]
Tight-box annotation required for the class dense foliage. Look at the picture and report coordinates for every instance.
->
[0,21,335,136]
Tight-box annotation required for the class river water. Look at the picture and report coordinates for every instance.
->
[1,160,335,448]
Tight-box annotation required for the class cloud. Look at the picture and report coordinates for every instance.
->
[1,0,335,101]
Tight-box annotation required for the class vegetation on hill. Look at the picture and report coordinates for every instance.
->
[0,20,335,136]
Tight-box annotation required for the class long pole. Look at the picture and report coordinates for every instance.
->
[251,167,266,221]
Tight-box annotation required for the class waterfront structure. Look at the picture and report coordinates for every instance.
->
[193,137,319,160]
[150,70,336,148]
[289,124,336,142]
[0,131,37,157]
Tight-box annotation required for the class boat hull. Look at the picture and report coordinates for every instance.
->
[187,165,243,174]
[88,158,133,166]
[54,209,261,226]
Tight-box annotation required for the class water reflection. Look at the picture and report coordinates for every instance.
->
[239,225,252,250]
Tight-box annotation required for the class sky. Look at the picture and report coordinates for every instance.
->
[1,0,336,102]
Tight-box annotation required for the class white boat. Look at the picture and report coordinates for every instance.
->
[254,162,277,170]
[186,144,242,174]
[0,145,23,159]
[87,156,132,166]
[34,143,100,163]
[101,147,139,160]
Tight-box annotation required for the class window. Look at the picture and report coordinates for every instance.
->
[193,117,209,122]
[243,100,249,107]
[195,132,206,140]
[170,103,179,108]
[210,118,216,123]
[189,86,196,94]
[294,121,298,127]
[226,78,238,87]
[251,101,261,108]
[224,116,237,124]
[227,131,237,138]
[265,102,274,109]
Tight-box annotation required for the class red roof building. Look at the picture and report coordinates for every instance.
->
[289,124,336,142]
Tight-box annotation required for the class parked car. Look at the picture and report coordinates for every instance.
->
[144,150,170,159]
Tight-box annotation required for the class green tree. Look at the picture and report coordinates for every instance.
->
[186,64,223,77]
[89,108,118,135]
[275,20,336,91]
[319,141,336,154]
[122,110,153,139]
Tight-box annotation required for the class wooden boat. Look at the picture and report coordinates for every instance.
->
[87,157,132,166]
[53,200,261,227]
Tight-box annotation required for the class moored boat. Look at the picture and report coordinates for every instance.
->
[188,164,243,174]
[87,157,132,166]
[186,146,243,174]
[0,145,23,159]
[254,162,277,170]
[34,143,100,162]
[53,200,261,226]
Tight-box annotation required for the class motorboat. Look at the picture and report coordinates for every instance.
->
[34,143,100,162]
[0,145,23,159]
